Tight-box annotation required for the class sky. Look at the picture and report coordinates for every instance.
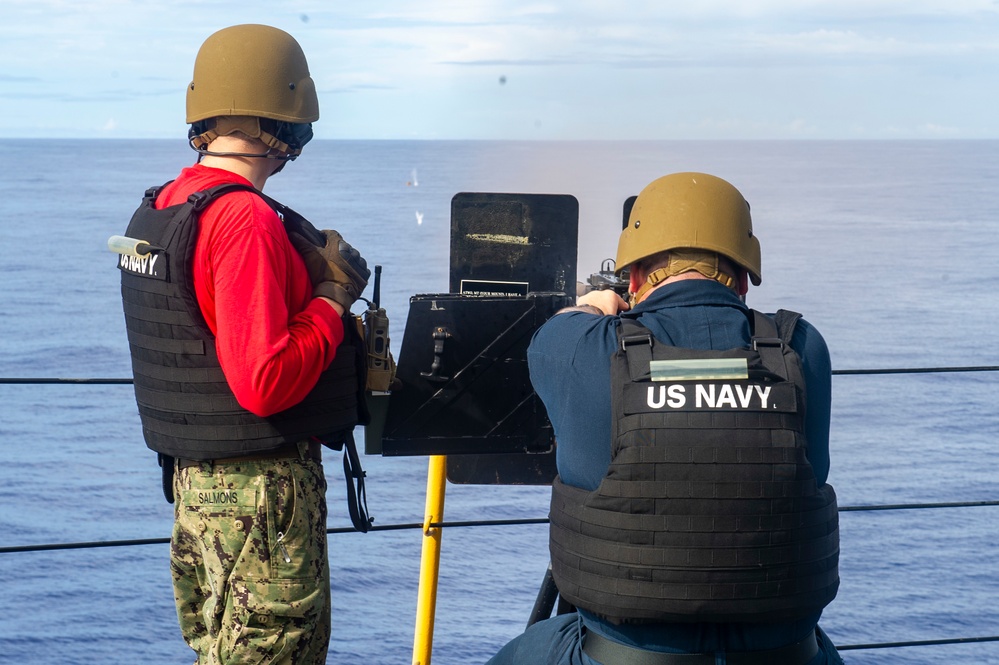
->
[2,0,998,140]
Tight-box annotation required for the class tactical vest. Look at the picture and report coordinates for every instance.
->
[549,310,839,624]
[117,183,365,461]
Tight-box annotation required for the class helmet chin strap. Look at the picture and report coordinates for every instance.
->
[189,116,299,162]
[629,250,737,307]
[191,144,295,161]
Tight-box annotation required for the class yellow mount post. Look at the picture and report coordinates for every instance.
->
[412,454,447,665]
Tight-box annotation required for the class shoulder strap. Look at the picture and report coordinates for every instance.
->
[773,309,802,343]
[748,309,801,380]
[747,308,802,343]
[143,180,173,203]
[183,182,327,247]
[616,318,654,381]
[186,182,257,212]
[252,189,327,247]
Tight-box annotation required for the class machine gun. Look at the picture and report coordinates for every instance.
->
[578,194,634,299]
[580,258,629,298]
[576,196,638,300]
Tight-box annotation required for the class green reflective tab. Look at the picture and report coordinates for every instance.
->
[181,489,257,508]
[650,358,749,381]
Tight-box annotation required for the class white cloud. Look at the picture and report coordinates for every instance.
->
[757,29,899,55]
[1,0,998,138]
[919,122,961,135]
[603,0,999,18]
[787,119,814,135]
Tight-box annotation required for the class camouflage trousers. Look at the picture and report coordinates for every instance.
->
[171,446,331,665]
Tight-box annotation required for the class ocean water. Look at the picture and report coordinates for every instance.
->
[0,139,997,664]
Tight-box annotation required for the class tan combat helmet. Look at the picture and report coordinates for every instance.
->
[616,172,761,301]
[186,24,319,158]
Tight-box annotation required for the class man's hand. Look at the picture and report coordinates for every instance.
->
[557,289,630,316]
[289,230,370,311]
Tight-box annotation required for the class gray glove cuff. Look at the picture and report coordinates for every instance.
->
[314,282,356,311]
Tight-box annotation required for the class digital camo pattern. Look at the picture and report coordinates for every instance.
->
[171,451,331,664]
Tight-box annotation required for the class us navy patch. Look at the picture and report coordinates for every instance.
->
[623,381,797,414]
[117,251,167,280]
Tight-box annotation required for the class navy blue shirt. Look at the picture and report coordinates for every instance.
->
[527,279,833,654]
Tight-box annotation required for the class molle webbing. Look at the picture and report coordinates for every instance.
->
[549,310,839,623]
[119,183,362,460]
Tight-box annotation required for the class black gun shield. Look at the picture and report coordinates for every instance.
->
[380,192,578,484]
[380,293,569,452]
[450,192,578,296]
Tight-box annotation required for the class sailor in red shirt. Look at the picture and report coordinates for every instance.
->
[156,164,345,416]
[117,25,369,664]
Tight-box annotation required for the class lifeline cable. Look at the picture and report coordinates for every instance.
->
[4,364,999,384]
[838,635,999,651]
[4,367,999,658]
[1,506,995,554]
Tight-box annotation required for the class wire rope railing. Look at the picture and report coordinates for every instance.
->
[2,507,998,654]
[5,501,999,554]
[2,364,998,385]
[837,635,999,651]
[2,363,998,656]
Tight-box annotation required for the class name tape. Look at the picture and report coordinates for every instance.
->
[180,489,257,508]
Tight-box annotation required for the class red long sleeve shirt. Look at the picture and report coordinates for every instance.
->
[156,164,344,417]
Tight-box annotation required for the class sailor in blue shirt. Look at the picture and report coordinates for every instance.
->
[487,173,843,665]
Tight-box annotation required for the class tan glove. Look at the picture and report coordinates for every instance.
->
[289,229,370,310]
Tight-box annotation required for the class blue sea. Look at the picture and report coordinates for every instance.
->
[1,139,997,664]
